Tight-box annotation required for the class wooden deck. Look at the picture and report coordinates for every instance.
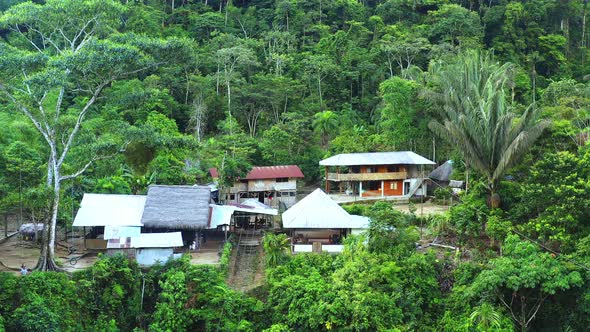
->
[329,194,410,204]
[326,171,407,181]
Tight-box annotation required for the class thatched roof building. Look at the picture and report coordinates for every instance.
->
[141,185,211,230]
[429,160,453,182]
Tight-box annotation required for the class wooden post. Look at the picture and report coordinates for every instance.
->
[381,180,384,197]
[325,166,330,193]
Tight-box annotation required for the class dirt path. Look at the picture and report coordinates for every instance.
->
[226,233,265,292]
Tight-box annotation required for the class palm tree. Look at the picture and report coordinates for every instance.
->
[312,110,339,148]
[469,302,503,330]
[428,50,549,207]
[262,233,291,268]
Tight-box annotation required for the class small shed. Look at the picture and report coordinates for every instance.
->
[428,160,464,195]
[133,232,183,266]
[106,232,183,266]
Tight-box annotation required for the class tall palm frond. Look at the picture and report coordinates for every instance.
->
[428,50,549,202]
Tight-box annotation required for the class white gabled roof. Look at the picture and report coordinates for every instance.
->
[320,151,435,166]
[282,189,370,229]
[131,232,183,248]
[73,194,146,227]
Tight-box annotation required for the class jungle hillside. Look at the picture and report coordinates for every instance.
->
[1,0,590,331]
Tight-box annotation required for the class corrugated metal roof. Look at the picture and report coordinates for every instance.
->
[319,151,436,166]
[73,194,146,227]
[282,189,370,229]
[131,232,183,248]
[209,165,304,180]
[141,185,210,230]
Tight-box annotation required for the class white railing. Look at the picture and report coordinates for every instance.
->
[292,244,344,253]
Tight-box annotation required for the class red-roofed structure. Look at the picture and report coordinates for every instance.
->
[209,165,304,180]
[209,165,305,208]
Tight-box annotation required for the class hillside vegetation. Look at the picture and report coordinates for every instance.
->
[0,0,590,331]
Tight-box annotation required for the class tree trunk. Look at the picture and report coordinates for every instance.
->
[36,155,63,271]
[488,188,501,209]
[318,77,323,110]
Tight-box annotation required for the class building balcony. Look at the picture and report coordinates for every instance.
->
[227,182,248,193]
[326,171,408,182]
[248,181,297,192]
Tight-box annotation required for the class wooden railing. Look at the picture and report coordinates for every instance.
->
[227,182,247,193]
[227,181,297,192]
[326,171,408,181]
[248,182,296,191]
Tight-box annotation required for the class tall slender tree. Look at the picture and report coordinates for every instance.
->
[428,51,549,207]
[0,0,187,270]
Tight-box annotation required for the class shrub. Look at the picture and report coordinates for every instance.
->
[434,187,453,203]
[10,295,60,332]
[219,240,233,276]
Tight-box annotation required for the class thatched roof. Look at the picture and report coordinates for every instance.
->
[429,160,453,182]
[141,185,211,230]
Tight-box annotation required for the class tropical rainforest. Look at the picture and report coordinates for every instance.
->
[0,0,589,331]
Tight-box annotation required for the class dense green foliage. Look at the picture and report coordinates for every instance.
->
[0,255,263,331]
[1,0,590,330]
[2,0,588,217]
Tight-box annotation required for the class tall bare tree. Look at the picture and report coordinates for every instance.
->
[0,0,185,270]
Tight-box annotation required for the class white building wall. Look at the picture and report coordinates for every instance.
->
[136,248,174,266]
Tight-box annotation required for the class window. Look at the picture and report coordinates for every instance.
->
[367,181,380,190]
[366,167,377,173]
[228,194,236,201]
[390,182,398,190]
[276,177,288,183]
[387,165,400,172]
[290,192,296,197]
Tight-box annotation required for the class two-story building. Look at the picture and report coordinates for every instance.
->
[319,151,435,199]
[209,165,304,208]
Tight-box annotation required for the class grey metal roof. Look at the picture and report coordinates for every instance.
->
[73,194,146,227]
[319,151,435,166]
[141,185,211,230]
[282,189,370,229]
[429,160,453,182]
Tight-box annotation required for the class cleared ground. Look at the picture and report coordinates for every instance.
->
[393,201,451,216]
[0,230,224,274]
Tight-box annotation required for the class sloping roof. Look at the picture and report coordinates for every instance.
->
[429,160,453,182]
[131,232,184,248]
[141,185,210,230]
[282,189,370,229]
[320,151,435,166]
[209,203,279,229]
[209,165,304,180]
[73,194,146,227]
[239,198,274,210]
